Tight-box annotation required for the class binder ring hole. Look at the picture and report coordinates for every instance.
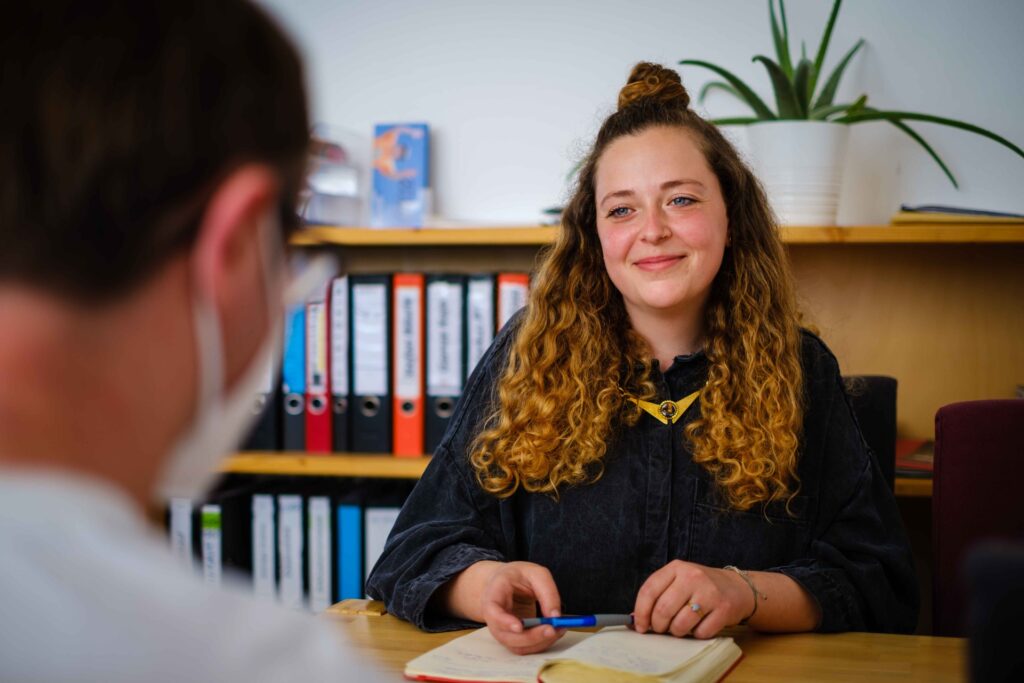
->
[361,396,381,417]
[284,394,304,416]
[436,398,455,419]
[310,396,326,412]
[333,396,348,414]
[401,400,415,415]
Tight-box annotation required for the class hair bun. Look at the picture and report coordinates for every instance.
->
[617,62,691,111]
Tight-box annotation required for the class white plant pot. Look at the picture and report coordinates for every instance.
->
[746,121,849,226]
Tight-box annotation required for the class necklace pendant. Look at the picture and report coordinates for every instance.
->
[659,401,677,419]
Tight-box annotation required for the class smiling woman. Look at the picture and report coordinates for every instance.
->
[366,62,918,655]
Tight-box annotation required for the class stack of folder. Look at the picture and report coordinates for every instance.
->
[243,271,530,457]
[168,477,415,612]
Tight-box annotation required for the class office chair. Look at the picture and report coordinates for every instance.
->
[843,375,897,491]
[932,399,1024,637]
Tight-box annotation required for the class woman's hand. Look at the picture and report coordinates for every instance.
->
[443,560,565,654]
[633,560,752,639]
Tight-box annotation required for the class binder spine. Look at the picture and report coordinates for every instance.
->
[337,504,363,600]
[330,276,351,453]
[277,494,304,610]
[307,496,332,613]
[201,504,222,587]
[305,296,332,453]
[465,274,495,381]
[350,275,393,454]
[169,497,194,574]
[252,494,277,601]
[497,272,529,331]
[393,273,425,457]
[281,306,306,450]
[425,275,465,453]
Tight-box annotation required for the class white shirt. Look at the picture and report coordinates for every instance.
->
[0,469,388,682]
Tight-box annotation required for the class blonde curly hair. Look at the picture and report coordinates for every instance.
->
[470,63,804,512]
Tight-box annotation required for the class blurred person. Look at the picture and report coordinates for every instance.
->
[0,1,385,680]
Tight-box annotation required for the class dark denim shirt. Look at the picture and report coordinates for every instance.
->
[367,321,920,634]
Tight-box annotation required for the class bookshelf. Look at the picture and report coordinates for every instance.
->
[236,222,1022,497]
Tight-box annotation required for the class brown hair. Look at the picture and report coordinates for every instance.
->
[0,0,309,302]
[470,62,805,511]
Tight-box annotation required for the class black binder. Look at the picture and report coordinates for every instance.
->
[330,276,351,453]
[349,274,392,453]
[425,274,466,453]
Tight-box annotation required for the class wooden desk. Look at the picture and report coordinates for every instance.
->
[325,613,966,682]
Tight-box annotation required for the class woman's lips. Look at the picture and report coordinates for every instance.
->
[634,254,685,271]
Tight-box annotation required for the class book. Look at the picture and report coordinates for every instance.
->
[895,439,934,479]
[404,626,742,683]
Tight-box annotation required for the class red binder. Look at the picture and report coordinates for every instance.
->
[392,273,425,457]
[305,292,332,453]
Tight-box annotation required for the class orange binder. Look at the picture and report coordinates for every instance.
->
[392,273,425,457]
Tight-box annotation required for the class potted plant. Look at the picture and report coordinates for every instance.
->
[680,0,1024,225]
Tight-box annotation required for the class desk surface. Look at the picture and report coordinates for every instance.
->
[326,613,966,682]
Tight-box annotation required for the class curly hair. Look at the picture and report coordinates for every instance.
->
[470,63,804,511]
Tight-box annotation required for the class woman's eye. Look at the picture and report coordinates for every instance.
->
[670,196,695,207]
[607,206,631,218]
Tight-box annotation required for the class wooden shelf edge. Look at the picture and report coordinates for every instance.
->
[290,224,1024,247]
[894,477,933,498]
[223,454,933,497]
[221,453,430,479]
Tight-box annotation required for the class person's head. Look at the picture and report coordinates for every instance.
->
[471,62,804,512]
[0,0,310,501]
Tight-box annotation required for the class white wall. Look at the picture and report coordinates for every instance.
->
[259,0,1024,225]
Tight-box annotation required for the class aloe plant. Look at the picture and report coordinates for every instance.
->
[680,0,1024,188]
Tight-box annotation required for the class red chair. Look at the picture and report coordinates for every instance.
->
[932,399,1024,637]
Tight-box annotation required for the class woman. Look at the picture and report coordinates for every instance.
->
[367,63,918,654]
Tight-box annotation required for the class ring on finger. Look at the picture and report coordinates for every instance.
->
[689,602,703,617]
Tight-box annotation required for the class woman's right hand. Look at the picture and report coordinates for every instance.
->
[444,560,565,654]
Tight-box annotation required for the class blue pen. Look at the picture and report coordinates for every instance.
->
[521,614,634,628]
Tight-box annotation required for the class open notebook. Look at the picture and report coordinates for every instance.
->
[404,626,742,683]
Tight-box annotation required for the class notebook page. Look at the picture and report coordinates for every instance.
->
[541,627,721,677]
[404,628,590,682]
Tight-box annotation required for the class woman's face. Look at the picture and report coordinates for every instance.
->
[594,125,728,325]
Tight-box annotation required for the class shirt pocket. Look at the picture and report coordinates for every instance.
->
[687,478,815,570]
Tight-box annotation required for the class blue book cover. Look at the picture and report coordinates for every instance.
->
[337,504,363,600]
[372,123,429,227]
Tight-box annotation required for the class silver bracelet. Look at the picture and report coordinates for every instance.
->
[724,565,766,625]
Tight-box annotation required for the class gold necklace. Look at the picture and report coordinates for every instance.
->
[625,389,701,425]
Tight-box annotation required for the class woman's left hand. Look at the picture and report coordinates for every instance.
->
[632,560,752,639]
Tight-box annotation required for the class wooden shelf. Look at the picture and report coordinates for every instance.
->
[221,453,430,479]
[894,477,933,498]
[290,224,1024,247]
[223,453,933,497]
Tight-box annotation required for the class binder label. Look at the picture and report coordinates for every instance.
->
[427,281,464,396]
[252,495,277,601]
[306,301,328,396]
[395,284,422,399]
[278,494,304,610]
[201,504,222,587]
[499,278,529,330]
[169,497,194,573]
[466,277,495,378]
[353,283,388,396]
[330,276,349,396]
[308,497,332,614]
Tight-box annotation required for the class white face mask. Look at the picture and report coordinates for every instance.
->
[153,212,339,502]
